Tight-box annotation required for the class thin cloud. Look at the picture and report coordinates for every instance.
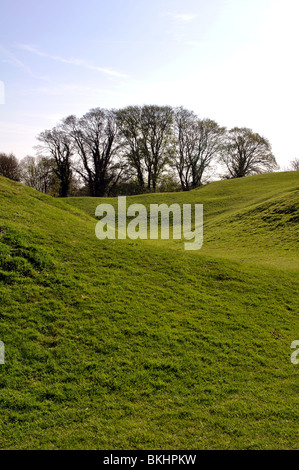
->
[18,44,129,79]
[163,12,198,24]
[22,84,105,97]
[173,13,197,22]
[21,83,128,100]
[20,112,66,122]
[0,44,49,80]
[0,120,42,135]
[162,11,199,44]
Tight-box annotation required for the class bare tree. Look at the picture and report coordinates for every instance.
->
[116,106,145,189]
[37,127,73,197]
[172,107,194,191]
[173,107,226,190]
[20,155,58,194]
[290,158,299,171]
[63,108,125,197]
[117,105,174,191]
[20,156,40,190]
[220,127,277,178]
[139,105,173,191]
[0,153,21,181]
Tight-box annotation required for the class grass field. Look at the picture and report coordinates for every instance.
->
[0,171,299,449]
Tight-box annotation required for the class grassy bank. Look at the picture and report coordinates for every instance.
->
[0,172,298,449]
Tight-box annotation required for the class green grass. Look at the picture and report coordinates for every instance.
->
[0,172,299,449]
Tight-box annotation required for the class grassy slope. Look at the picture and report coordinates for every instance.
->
[66,171,299,269]
[0,172,299,449]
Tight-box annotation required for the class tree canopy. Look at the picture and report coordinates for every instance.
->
[220,127,277,178]
[2,105,279,196]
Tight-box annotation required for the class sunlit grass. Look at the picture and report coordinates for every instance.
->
[0,172,299,449]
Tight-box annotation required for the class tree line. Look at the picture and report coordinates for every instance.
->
[1,105,290,197]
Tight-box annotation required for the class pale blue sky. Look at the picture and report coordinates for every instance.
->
[0,0,298,167]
